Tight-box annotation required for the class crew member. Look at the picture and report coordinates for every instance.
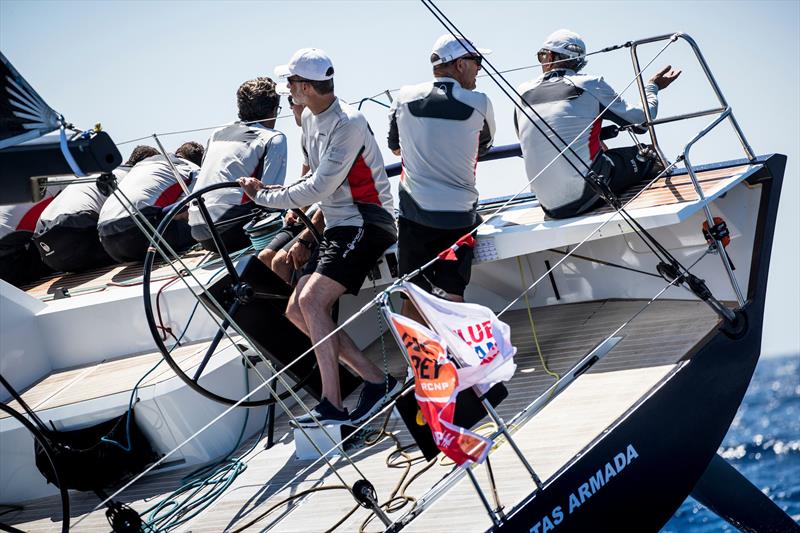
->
[0,185,64,287]
[98,142,203,263]
[34,145,159,273]
[240,48,399,427]
[257,95,322,284]
[516,29,681,219]
[388,33,495,317]
[189,78,287,253]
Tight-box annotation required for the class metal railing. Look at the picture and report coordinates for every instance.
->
[630,32,753,305]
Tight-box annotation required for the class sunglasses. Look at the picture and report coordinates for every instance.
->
[461,55,483,68]
[287,77,311,86]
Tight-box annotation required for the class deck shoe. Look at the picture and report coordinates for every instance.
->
[349,375,402,425]
[290,398,350,428]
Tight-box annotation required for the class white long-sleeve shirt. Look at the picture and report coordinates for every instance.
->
[188,123,287,228]
[388,77,495,228]
[254,98,396,236]
[515,69,659,212]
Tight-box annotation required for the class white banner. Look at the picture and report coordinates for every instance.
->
[402,282,519,391]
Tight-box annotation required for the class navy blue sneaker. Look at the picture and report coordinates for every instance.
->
[291,398,350,428]
[349,376,401,425]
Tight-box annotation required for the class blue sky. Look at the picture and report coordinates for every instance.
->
[1,0,797,356]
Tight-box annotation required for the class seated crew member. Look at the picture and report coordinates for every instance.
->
[240,48,400,427]
[515,29,681,219]
[257,96,322,284]
[0,183,65,287]
[98,142,203,263]
[189,77,287,252]
[33,145,159,273]
[388,33,495,318]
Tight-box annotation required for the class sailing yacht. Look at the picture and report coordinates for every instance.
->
[1,20,797,533]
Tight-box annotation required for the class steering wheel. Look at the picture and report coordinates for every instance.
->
[142,182,321,407]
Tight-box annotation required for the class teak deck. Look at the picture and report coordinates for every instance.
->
[4,299,719,532]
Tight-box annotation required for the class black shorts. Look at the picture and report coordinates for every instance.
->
[301,224,396,295]
[265,221,305,252]
[398,217,475,297]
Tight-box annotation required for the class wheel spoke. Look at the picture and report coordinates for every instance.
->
[192,301,240,381]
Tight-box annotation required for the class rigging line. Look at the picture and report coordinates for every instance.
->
[420,0,683,259]
[412,0,685,285]
[223,386,417,531]
[548,248,662,279]
[399,248,712,529]
[71,192,368,528]
[506,246,712,432]
[497,159,680,318]
[115,45,629,148]
[516,257,560,381]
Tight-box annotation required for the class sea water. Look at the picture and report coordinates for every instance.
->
[662,353,800,532]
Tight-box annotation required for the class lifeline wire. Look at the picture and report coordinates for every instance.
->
[419,0,708,283]
[85,23,685,515]
[115,43,630,148]
[393,247,713,530]
[77,21,701,532]
[70,182,378,529]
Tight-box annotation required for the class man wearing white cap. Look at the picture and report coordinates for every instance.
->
[387,33,495,317]
[239,48,400,427]
[516,29,681,219]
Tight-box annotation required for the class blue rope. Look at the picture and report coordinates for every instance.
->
[100,255,268,531]
[139,367,269,532]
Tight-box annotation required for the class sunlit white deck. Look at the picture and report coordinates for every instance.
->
[3,299,719,532]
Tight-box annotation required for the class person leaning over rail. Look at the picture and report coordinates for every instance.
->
[33,145,159,274]
[387,33,495,318]
[239,48,400,427]
[97,141,203,263]
[0,183,66,287]
[515,29,681,219]
[189,77,287,253]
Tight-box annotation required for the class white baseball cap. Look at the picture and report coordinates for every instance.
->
[430,34,491,66]
[275,48,335,81]
[540,29,586,59]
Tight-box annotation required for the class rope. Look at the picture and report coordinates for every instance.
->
[229,407,436,533]
[114,42,631,149]
[516,257,559,381]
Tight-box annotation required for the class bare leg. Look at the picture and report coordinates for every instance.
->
[285,275,378,380]
[257,248,276,269]
[297,273,383,409]
[270,249,294,284]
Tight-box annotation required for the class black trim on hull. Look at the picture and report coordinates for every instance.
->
[494,154,788,532]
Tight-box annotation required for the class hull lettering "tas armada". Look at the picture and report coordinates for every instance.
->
[529,444,639,533]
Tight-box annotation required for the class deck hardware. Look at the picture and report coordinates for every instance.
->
[544,260,560,300]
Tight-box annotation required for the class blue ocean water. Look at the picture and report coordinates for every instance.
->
[661,353,800,532]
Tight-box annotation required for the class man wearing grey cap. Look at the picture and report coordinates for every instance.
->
[516,29,681,219]
[387,33,495,318]
[239,48,400,427]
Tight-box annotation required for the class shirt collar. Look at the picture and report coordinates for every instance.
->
[434,76,462,88]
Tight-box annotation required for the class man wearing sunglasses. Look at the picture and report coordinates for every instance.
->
[239,48,400,427]
[387,34,495,319]
[189,77,287,253]
[516,29,681,219]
